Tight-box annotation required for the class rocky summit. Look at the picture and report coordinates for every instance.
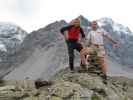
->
[0,67,133,100]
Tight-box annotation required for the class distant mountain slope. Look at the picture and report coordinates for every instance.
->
[4,20,69,80]
[0,22,28,78]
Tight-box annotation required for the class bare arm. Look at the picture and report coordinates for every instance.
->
[85,39,90,47]
[84,33,91,47]
[60,25,72,40]
[104,33,117,44]
[103,33,119,48]
[64,31,69,40]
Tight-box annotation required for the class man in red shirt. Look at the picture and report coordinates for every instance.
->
[60,18,85,72]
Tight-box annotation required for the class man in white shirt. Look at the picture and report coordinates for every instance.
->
[80,20,118,80]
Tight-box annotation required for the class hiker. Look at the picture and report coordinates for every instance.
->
[80,20,119,79]
[60,18,85,72]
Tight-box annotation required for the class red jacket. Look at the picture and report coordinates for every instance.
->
[60,25,85,40]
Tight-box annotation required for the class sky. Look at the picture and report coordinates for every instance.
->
[0,0,133,33]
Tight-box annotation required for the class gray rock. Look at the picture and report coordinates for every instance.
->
[1,67,133,100]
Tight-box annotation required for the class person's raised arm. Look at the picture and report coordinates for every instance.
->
[60,26,69,34]
[103,33,119,48]
[83,32,91,47]
[60,25,72,40]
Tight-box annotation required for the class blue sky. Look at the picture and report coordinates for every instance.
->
[0,0,133,32]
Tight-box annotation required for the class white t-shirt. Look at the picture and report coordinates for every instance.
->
[87,28,108,45]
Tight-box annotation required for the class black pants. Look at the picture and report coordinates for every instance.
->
[66,40,83,70]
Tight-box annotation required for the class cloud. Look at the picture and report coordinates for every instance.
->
[1,0,41,17]
[13,0,41,16]
[0,0,133,32]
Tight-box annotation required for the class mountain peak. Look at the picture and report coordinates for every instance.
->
[97,17,114,26]
[77,15,91,26]
[97,17,133,34]
[0,22,28,52]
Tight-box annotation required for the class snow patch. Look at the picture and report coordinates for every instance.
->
[0,22,28,52]
[113,23,131,34]
[98,17,114,26]
[0,42,7,52]
[98,18,133,35]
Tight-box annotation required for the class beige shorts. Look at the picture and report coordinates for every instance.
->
[86,45,106,58]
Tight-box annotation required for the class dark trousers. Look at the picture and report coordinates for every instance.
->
[66,40,83,70]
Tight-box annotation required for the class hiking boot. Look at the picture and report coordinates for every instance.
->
[103,74,107,80]
[69,67,75,73]
[70,70,75,73]
[101,74,108,85]
[103,79,108,85]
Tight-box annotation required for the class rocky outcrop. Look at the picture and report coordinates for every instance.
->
[0,67,133,100]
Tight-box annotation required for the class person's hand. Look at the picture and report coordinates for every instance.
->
[80,38,88,47]
[80,38,85,43]
[79,38,85,45]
